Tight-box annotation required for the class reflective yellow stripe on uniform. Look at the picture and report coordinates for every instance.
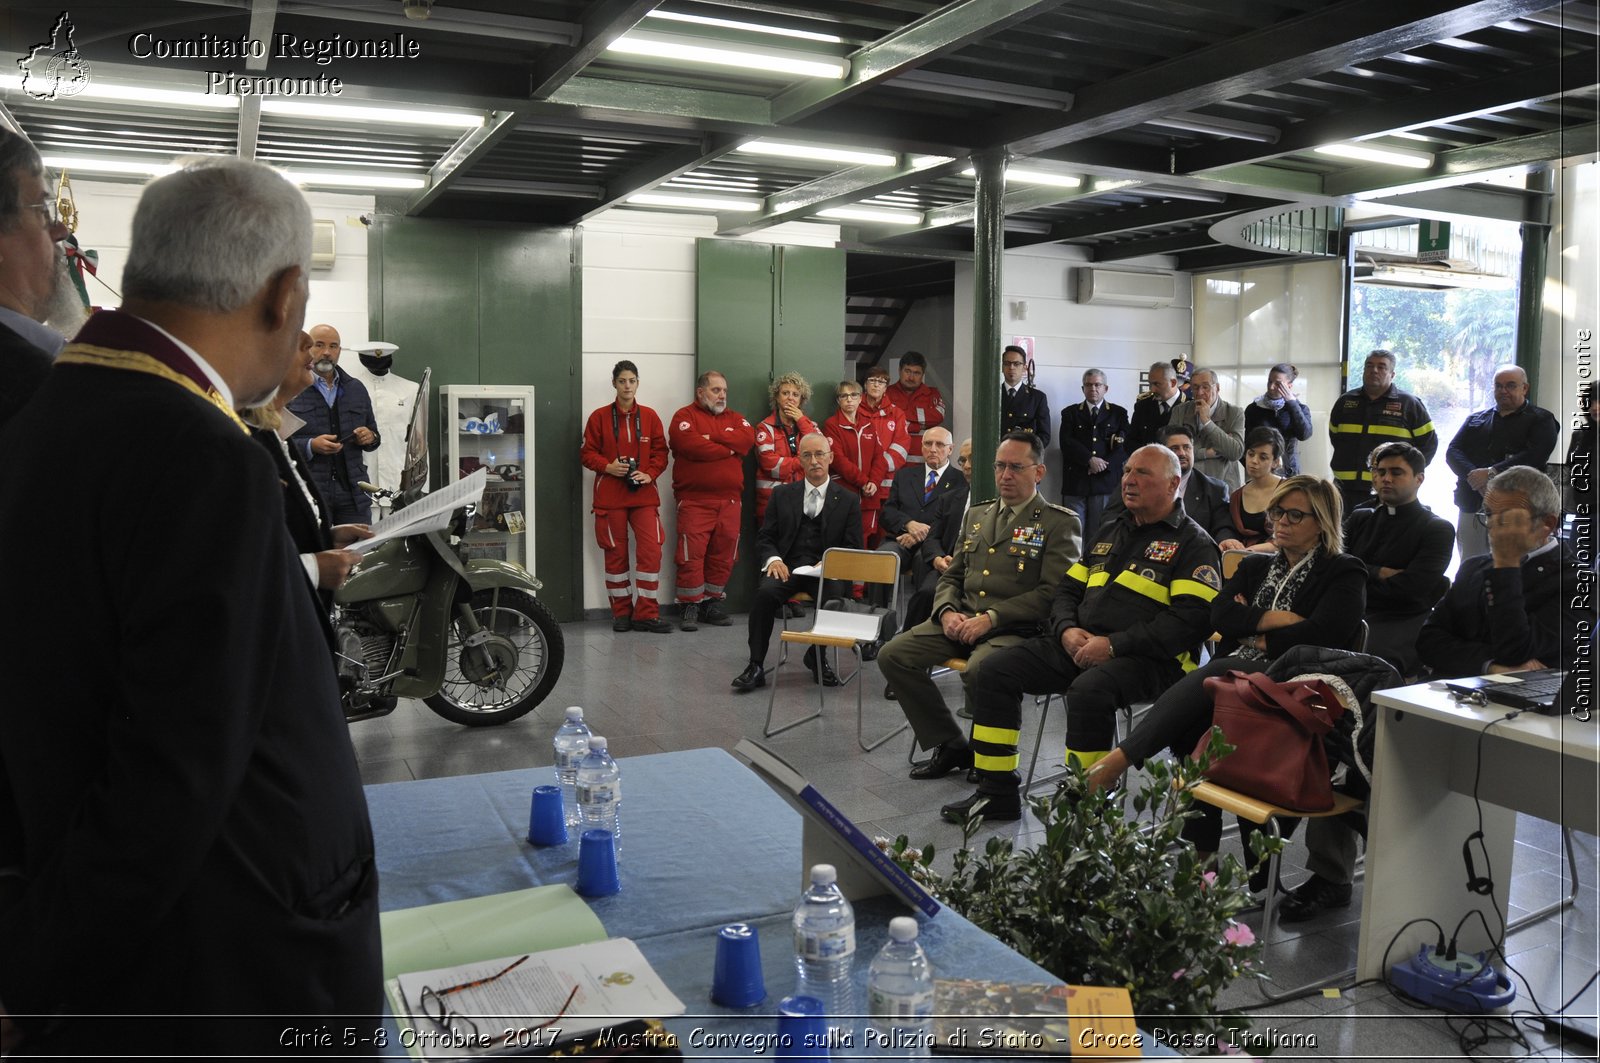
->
[1364,423,1414,439]
[1112,569,1169,604]
[1332,469,1369,481]
[1412,421,1436,436]
[972,724,1021,746]
[1086,570,1111,589]
[1066,563,1091,584]
[1177,650,1198,673]
[1170,578,1219,602]
[1328,423,1368,434]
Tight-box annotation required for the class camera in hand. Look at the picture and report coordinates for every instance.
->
[623,456,641,490]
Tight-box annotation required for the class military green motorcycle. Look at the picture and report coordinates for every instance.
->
[332,370,563,727]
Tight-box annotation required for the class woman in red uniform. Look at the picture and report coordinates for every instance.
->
[860,364,911,479]
[581,360,672,633]
[823,379,890,547]
[754,371,820,522]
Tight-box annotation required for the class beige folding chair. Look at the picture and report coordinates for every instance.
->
[765,548,907,751]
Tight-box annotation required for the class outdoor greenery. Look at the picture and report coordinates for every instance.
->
[1349,284,1518,411]
[883,730,1269,1048]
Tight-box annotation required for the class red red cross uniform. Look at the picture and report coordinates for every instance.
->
[885,382,945,463]
[753,412,820,521]
[668,402,755,603]
[581,401,670,620]
[823,410,891,547]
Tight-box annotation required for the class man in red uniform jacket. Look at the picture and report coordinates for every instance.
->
[886,350,946,466]
[669,370,755,631]
[823,378,891,546]
[581,360,672,633]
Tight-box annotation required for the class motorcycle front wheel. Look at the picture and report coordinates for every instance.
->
[424,587,565,726]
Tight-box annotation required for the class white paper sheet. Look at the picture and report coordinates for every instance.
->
[349,468,487,554]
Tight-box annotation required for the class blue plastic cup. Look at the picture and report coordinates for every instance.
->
[575,829,621,897]
[776,995,830,1059]
[711,923,766,1007]
[527,785,567,846]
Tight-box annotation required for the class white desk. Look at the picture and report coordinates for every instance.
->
[1356,681,1599,981]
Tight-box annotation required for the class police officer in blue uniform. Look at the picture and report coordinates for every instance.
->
[999,345,1051,445]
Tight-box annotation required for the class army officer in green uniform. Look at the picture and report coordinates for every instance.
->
[880,430,1083,781]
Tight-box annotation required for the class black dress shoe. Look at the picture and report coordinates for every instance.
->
[802,651,841,687]
[612,616,632,632]
[860,641,880,662]
[909,742,974,780]
[941,789,1022,823]
[731,662,766,692]
[1278,874,1353,923]
[884,683,896,701]
[632,617,673,634]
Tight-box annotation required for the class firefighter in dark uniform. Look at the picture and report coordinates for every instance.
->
[1328,348,1438,512]
[999,345,1051,445]
[879,431,1082,782]
[943,443,1220,822]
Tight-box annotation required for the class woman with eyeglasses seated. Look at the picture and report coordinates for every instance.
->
[1086,475,1366,862]
[1217,426,1285,553]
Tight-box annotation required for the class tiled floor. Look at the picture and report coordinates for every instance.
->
[352,614,1599,1061]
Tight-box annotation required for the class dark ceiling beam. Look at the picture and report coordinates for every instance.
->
[264,1,580,45]
[1031,141,1332,203]
[1093,230,1220,261]
[991,0,1560,156]
[849,276,957,299]
[770,0,1068,124]
[1183,49,1598,173]
[402,110,522,216]
[564,133,743,223]
[1175,247,1311,272]
[918,177,1142,231]
[714,157,968,236]
[1044,197,1260,242]
[527,0,660,99]
[1325,121,1599,195]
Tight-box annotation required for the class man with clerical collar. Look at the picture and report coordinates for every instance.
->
[0,158,380,1055]
[878,431,1082,782]
[1284,465,1585,923]
[1343,441,1454,676]
[287,322,381,525]
[732,433,862,692]
[1445,365,1560,559]
[0,131,76,428]
[942,443,1220,822]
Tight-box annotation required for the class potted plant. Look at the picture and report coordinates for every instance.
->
[882,730,1267,1050]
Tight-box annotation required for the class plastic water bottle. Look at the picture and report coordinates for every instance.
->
[868,917,933,1056]
[793,864,856,986]
[552,706,592,827]
[575,735,621,849]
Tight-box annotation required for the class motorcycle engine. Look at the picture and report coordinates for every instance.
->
[334,612,397,688]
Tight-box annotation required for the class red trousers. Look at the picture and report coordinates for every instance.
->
[595,506,664,620]
[674,497,740,603]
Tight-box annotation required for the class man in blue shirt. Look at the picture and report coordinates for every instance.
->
[287,323,381,524]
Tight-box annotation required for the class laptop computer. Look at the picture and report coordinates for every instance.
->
[1444,667,1577,716]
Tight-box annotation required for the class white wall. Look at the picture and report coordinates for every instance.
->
[884,292,956,398]
[1542,158,1598,455]
[576,208,840,614]
[952,244,1193,498]
[61,176,373,339]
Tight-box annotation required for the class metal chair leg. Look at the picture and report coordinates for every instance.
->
[1506,827,1581,934]
[1255,817,1356,1001]
[763,643,822,739]
[857,646,908,752]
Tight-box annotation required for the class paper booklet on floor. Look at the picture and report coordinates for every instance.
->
[734,739,940,917]
[388,938,686,1060]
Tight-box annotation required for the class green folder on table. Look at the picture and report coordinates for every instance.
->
[379,885,606,980]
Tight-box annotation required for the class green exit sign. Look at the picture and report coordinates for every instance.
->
[1417,221,1451,262]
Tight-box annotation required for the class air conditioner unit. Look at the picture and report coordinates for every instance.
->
[311,219,336,270]
[1073,267,1177,308]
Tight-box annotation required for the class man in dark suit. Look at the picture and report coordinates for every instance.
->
[0,131,70,429]
[876,426,969,641]
[1059,367,1130,537]
[1000,345,1051,444]
[734,433,863,691]
[1103,424,1232,543]
[0,159,380,1056]
[1127,360,1183,451]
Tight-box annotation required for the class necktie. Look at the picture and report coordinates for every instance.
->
[805,487,822,518]
[923,469,938,504]
[993,505,1013,538]
[1006,387,1016,402]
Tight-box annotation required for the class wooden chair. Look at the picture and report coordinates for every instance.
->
[765,548,907,751]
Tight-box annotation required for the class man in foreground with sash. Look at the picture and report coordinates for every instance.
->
[0,159,381,1055]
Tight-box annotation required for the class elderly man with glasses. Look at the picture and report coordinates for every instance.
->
[1167,366,1245,492]
[0,130,74,428]
[878,431,1082,782]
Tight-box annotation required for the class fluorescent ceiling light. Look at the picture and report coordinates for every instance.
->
[817,205,923,225]
[911,155,958,169]
[1314,142,1434,168]
[607,30,848,79]
[963,165,1081,188]
[0,74,236,109]
[261,100,483,129]
[41,154,182,177]
[628,192,762,212]
[283,170,427,190]
[643,10,843,44]
[738,140,895,167]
